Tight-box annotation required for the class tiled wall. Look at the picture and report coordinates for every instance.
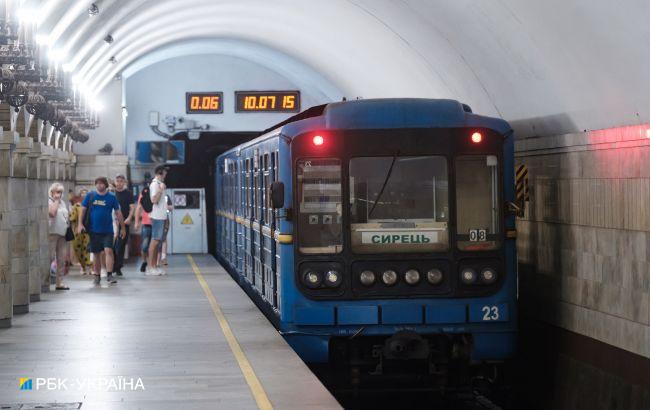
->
[515,125,650,358]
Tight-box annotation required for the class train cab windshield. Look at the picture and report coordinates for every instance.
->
[349,156,449,253]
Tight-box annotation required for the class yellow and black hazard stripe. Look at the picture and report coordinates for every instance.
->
[515,164,529,202]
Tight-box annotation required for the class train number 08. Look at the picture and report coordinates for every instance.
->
[469,229,487,242]
[481,306,499,321]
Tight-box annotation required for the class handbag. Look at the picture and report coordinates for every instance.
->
[65,226,75,241]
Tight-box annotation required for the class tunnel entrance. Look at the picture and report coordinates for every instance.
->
[162,131,257,254]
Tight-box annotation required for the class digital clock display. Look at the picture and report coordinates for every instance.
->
[235,91,300,113]
[186,92,223,114]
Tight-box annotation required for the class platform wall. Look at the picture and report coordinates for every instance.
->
[515,124,650,358]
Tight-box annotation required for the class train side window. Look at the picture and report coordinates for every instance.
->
[249,158,254,219]
[245,158,251,219]
[296,158,343,254]
[235,161,240,216]
[273,151,279,227]
[456,155,501,251]
[254,157,260,221]
[264,153,271,224]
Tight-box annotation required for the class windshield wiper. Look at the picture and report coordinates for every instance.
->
[368,152,399,218]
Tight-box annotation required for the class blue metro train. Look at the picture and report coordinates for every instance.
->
[215,98,517,386]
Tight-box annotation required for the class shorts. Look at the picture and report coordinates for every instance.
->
[151,219,166,241]
[141,225,152,252]
[89,233,114,253]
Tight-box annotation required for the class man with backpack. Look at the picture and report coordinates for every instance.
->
[113,174,134,276]
[77,176,126,285]
[147,165,168,275]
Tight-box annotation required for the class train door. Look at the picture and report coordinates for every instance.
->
[244,158,253,284]
[262,153,272,304]
[170,188,207,254]
[267,151,279,309]
[253,152,264,295]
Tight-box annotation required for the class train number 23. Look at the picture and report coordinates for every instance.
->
[481,305,500,321]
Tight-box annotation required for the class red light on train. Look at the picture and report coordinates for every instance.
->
[313,135,324,146]
[471,132,483,143]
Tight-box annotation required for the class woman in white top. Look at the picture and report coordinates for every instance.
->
[48,182,70,290]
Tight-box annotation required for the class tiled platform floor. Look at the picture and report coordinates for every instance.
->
[0,254,340,409]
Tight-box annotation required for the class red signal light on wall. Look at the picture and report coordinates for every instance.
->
[471,132,483,143]
[313,135,324,146]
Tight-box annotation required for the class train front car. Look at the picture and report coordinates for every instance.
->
[278,99,517,389]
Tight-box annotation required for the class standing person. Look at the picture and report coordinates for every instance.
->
[68,188,91,275]
[77,177,126,285]
[113,174,134,276]
[48,183,70,290]
[134,183,153,273]
[148,165,168,275]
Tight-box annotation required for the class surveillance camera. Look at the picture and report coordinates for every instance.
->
[104,34,114,44]
[88,3,99,16]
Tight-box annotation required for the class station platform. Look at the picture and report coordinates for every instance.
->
[0,255,340,409]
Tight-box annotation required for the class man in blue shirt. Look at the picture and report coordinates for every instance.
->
[77,176,126,285]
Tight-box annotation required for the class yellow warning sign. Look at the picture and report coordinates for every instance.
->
[181,214,194,225]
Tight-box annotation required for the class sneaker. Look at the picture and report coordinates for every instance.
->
[145,267,157,276]
[116,269,123,277]
[106,274,117,284]
[155,267,166,276]
[93,274,101,285]
[140,262,147,273]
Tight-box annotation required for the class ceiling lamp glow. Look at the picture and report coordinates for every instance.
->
[16,9,39,24]
[48,49,67,62]
[35,34,51,45]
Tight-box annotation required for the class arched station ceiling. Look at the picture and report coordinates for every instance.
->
[22,0,650,137]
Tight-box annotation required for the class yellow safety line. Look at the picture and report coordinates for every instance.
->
[187,255,274,410]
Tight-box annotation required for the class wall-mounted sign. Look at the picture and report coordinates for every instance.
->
[235,91,300,113]
[186,92,223,114]
[135,141,185,164]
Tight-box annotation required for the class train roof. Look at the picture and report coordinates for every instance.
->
[222,98,512,155]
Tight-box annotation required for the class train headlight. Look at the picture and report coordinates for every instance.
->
[303,270,322,289]
[480,268,497,284]
[324,270,342,287]
[460,268,477,284]
[426,268,444,285]
[404,269,420,285]
[382,270,398,286]
[359,270,376,286]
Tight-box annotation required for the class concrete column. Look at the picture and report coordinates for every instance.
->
[0,128,15,327]
[56,150,67,181]
[11,134,30,314]
[38,146,54,293]
[26,140,42,302]
[69,153,77,182]
[64,155,72,182]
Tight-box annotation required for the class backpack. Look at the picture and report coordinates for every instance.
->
[140,185,153,213]
[83,192,95,231]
